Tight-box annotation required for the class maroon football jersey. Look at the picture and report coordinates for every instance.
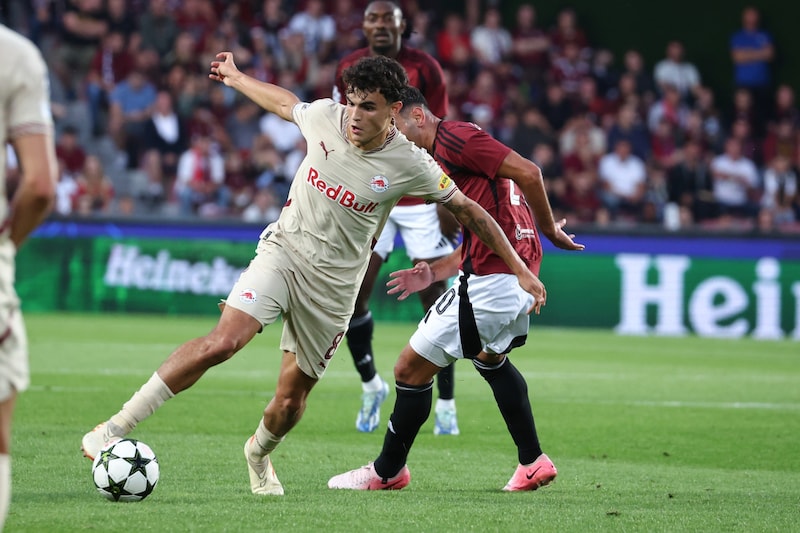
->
[432,121,543,276]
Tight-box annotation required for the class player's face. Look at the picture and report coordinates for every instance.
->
[345,90,398,151]
[363,2,404,55]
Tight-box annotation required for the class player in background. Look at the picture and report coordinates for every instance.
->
[82,53,547,497]
[328,86,584,491]
[334,0,461,435]
[0,25,57,529]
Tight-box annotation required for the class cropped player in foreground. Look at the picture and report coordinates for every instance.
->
[0,25,57,529]
[82,54,546,497]
[334,0,460,435]
[328,87,584,492]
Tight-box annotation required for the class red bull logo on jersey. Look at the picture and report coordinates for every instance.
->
[239,288,258,304]
[306,167,379,213]
[370,175,389,192]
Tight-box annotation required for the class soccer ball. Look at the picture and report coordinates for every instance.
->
[92,439,160,502]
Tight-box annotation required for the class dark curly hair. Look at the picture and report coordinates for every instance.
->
[342,55,409,104]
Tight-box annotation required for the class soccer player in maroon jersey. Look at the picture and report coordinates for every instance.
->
[328,86,584,491]
[334,1,460,436]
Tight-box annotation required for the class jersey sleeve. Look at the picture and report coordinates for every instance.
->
[402,148,459,203]
[453,126,511,180]
[8,43,53,139]
[291,98,338,134]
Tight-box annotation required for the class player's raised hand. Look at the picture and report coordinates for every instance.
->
[387,262,435,301]
[209,52,239,86]
[549,218,585,251]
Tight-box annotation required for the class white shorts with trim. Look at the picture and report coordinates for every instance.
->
[409,271,534,368]
[224,239,349,380]
[373,203,454,261]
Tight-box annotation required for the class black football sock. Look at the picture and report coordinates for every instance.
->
[346,312,377,382]
[373,381,433,478]
[436,363,455,400]
[473,357,542,465]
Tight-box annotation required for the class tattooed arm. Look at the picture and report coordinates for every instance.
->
[441,190,546,314]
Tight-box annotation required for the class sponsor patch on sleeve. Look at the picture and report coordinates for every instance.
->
[438,173,452,190]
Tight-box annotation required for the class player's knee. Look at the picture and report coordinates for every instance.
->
[271,393,305,421]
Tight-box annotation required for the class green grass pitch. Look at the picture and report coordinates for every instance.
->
[7,313,800,532]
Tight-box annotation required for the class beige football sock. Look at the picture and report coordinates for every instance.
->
[0,454,10,531]
[246,418,284,460]
[109,372,175,433]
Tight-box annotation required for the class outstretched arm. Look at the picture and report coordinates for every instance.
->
[443,191,546,314]
[209,52,300,122]
[497,150,585,251]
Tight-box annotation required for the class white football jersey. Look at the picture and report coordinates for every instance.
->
[262,98,457,293]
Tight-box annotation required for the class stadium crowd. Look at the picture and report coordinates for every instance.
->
[2,0,799,232]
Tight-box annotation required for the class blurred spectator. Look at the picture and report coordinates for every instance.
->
[710,137,761,223]
[591,48,619,101]
[729,117,761,165]
[259,107,303,155]
[769,84,800,130]
[73,154,115,215]
[405,9,437,57]
[598,138,647,219]
[730,6,774,116]
[620,49,657,106]
[549,41,590,101]
[540,82,573,133]
[470,7,512,69]
[138,0,179,57]
[332,0,365,58]
[560,114,606,157]
[654,40,701,103]
[162,31,201,74]
[106,0,136,45]
[650,119,681,170]
[574,76,614,125]
[175,0,216,53]
[242,188,282,224]
[648,84,690,133]
[436,12,472,72]
[131,150,168,215]
[285,0,336,63]
[86,29,135,137]
[108,68,157,168]
[549,6,590,62]
[694,86,724,150]
[461,70,503,126]
[666,140,715,223]
[612,72,647,121]
[251,0,288,60]
[55,158,80,216]
[727,86,765,140]
[142,90,188,174]
[761,155,797,226]
[225,100,263,153]
[56,0,109,98]
[509,107,554,159]
[510,4,550,94]
[606,105,651,161]
[530,142,565,211]
[174,134,230,216]
[55,125,87,176]
[762,118,798,163]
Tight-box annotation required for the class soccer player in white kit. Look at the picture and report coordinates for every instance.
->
[81,53,546,496]
[328,86,584,492]
[0,25,58,529]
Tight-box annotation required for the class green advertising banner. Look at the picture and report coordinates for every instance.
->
[17,227,800,341]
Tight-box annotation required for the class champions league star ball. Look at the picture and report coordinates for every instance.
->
[92,439,160,502]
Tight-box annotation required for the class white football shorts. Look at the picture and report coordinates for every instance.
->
[409,271,534,368]
[373,203,454,261]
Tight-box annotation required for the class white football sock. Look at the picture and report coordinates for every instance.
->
[362,374,384,393]
[436,398,456,411]
[0,454,10,531]
[110,372,174,433]
[247,418,284,460]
